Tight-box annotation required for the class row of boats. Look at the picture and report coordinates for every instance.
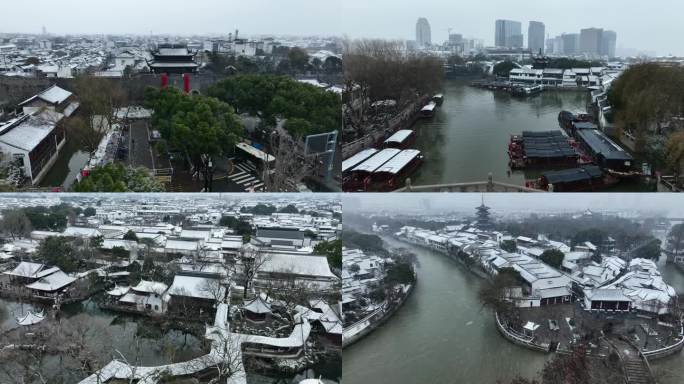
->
[470,80,545,97]
[508,111,639,192]
[342,94,443,191]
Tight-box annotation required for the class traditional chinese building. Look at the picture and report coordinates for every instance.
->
[148,45,199,74]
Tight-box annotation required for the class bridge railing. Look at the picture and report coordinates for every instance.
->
[393,175,543,193]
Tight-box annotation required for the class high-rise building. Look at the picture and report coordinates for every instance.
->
[495,19,523,48]
[580,28,603,56]
[528,21,545,54]
[601,30,617,58]
[416,18,432,47]
[449,34,463,44]
[562,33,580,55]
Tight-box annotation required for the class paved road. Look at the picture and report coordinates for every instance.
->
[128,120,154,169]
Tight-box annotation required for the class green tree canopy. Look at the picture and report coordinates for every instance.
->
[494,61,517,77]
[314,239,342,269]
[144,87,243,188]
[540,249,565,269]
[668,223,684,255]
[36,237,78,273]
[123,230,139,242]
[0,209,32,239]
[207,75,341,138]
[384,262,415,287]
[278,204,299,214]
[71,163,165,192]
[341,230,387,256]
[500,239,517,253]
[83,207,97,217]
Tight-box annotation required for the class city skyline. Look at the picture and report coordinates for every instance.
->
[340,0,684,56]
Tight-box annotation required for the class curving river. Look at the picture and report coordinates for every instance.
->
[342,234,684,384]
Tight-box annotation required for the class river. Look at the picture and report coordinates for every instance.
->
[410,79,651,191]
[0,296,340,384]
[342,235,684,384]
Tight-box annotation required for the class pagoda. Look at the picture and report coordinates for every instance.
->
[475,195,493,230]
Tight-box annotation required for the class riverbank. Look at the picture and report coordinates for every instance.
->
[393,232,684,362]
[342,95,429,159]
[342,280,415,348]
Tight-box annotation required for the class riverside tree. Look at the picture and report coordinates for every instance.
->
[343,38,443,126]
[65,75,128,163]
[608,63,684,153]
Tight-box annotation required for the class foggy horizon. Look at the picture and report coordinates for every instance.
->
[0,0,343,37]
[344,193,684,217]
[341,0,684,56]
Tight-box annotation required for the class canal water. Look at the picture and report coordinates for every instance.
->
[38,137,89,190]
[410,79,650,191]
[342,235,684,384]
[0,297,340,384]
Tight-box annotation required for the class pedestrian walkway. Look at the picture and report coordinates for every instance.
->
[612,339,656,384]
[227,160,265,192]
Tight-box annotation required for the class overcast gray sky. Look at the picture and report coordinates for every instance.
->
[344,193,684,217]
[0,0,342,37]
[341,0,683,56]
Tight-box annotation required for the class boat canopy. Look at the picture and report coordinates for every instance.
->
[543,166,603,184]
[342,149,378,173]
[384,130,413,144]
[521,131,576,159]
[374,150,421,175]
[351,148,401,173]
[421,103,437,112]
[575,129,633,161]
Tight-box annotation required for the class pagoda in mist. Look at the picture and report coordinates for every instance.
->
[475,195,493,230]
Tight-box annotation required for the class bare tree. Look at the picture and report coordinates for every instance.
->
[200,278,227,304]
[262,131,317,192]
[0,209,32,240]
[68,75,129,163]
[239,245,271,298]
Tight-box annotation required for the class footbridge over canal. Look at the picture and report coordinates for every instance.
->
[610,338,656,384]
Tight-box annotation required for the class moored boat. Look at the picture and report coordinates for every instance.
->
[431,94,444,106]
[420,102,437,118]
[365,149,424,192]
